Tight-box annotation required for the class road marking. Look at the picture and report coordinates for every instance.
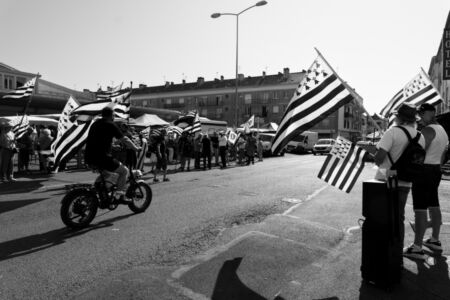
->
[281,197,302,203]
[282,185,328,216]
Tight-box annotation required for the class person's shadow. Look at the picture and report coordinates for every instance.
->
[0,213,135,262]
[211,257,268,300]
[413,254,450,296]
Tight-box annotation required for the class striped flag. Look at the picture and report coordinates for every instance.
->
[96,83,124,100]
[2,77,36,99]
[176,111,201,134]
[317,136,367,193]
[56,96,79,139]
[52,121,94,172]
[241,115,255,128]
[70,90,131,121]
[227,131,240,145]
[136,138,148,171]
[11,115,30,139]
[271,50,355,155]
[167,125,183,136]
[380,69,443,124]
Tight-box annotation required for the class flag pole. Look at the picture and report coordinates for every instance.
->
[313,48,381,132]
[128,81,133,125]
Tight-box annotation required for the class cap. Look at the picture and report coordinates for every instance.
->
[393,103,417,122]
[418,103,436,113]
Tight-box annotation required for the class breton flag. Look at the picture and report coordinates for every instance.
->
[271,49,355,155]
[2,77,36,99]
[51,97,94,172]
[175,111,201,134]
[70,90,131,121]
[167,125,183,136]
[317,136,367,193]
[136,138,148,171]
[11,115,30,139]
[96,83,124,100]
[242,115,255,128]
[380,68,443,125]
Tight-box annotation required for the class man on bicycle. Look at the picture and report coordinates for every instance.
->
[85,107,140,203]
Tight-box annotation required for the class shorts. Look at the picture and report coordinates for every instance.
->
[90,156,120,172]
[411,164,442,210]
[156,158,167,170]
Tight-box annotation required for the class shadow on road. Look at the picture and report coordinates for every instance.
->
[0,179,48,195]
[211,257,269,300]
[0,212,135,262]
[0,198,49,214]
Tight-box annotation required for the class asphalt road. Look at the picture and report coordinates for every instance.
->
[0,153,329,299]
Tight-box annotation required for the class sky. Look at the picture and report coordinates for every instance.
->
[1,0,449,114]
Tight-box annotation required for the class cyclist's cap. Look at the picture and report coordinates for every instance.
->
[418,103,436,113]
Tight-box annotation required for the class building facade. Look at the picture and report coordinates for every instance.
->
[131,68,364,141]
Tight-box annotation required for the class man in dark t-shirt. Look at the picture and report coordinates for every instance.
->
[85,107,140,200]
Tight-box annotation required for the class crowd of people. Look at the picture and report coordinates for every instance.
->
[145,129,265,183]
[0,122,58,183]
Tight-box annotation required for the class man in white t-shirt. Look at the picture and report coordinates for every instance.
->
[373,103,425,256]
[404,103,449,260]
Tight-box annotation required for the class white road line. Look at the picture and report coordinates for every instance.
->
[282,185,328,216]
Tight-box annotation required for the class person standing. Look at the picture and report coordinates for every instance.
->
[246,133,257,165]
[257,136,264,162]
[210,131,220,166]
[237,135,246,165]
[17,126,34,174]
[0,122,17,182]
[153,129,169,182]
[405,103,449,259]
[193,133,203,169]
[202,133,212,170]
[373,103,425,260]
[218,131,228,169]
[37,128,53,173]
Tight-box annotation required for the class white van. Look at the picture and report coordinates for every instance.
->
[286,131,318,154]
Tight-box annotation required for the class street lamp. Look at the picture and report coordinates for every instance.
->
[211,0,267,127]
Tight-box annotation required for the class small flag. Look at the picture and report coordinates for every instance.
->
[227,131,240,145]
[317,136,366,193]
[179,111,201,134]
[167,125,183,136]
[11,115,30,139]
[2,77,36,99]
[271,49,355,155]
[242,115,255,128]
[380,69,443,122]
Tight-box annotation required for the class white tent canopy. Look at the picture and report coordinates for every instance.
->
[2,115,58,126]
[133,114,169,127]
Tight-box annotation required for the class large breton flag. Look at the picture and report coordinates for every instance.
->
[271,49,355,154]
[380,68,443,125]
[11,115,30,139]
[70,89,131,121]
[174,110,201,134]
[2,77,36,99]
[96,83,123,100]
[51,97,94,172]
[317,136,367,193]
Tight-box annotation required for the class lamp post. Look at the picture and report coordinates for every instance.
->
[211,0,267,127]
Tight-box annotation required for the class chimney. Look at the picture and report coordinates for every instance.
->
[170,81,174,86]
[238,73,244,81]
[262,71,266,77]
[220,75,224,81]
[165,81,170,87]
[139,84,147,89]
[83,88,90,93]
[283,67,290,78]
[182,79,186,84]
[197,77,204,85]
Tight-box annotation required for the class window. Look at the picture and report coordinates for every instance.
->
[201,108,207,116]
[262,106,268,118]
[165,98,172,105]
[179,98,184,104]
[245,105,252,115]
[4,76,13,89]
[16,77,26,87]
[143,100,148,107]
[216,108,223,114]
[262,92,269,103]
[273,105,279,113]
[272,92,279,99]
[244,94,252,104]
[216,96,223,106]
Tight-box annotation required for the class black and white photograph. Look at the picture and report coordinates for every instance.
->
[1,0,450,299]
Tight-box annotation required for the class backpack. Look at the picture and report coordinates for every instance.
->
[388,126,426,182]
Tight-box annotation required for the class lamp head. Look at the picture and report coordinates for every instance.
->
[255,1,267,6]
[211,13,221,18]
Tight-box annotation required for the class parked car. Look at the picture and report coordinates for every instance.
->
[312,138,336,155]
[286,131,318,154]
[259,133,286,156]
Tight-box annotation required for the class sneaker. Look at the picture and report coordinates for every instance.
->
[7,177,17,182]
[163,178,170,182]
[423,238,443,251]
[153,178,160,183]
[403,244,426,260]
